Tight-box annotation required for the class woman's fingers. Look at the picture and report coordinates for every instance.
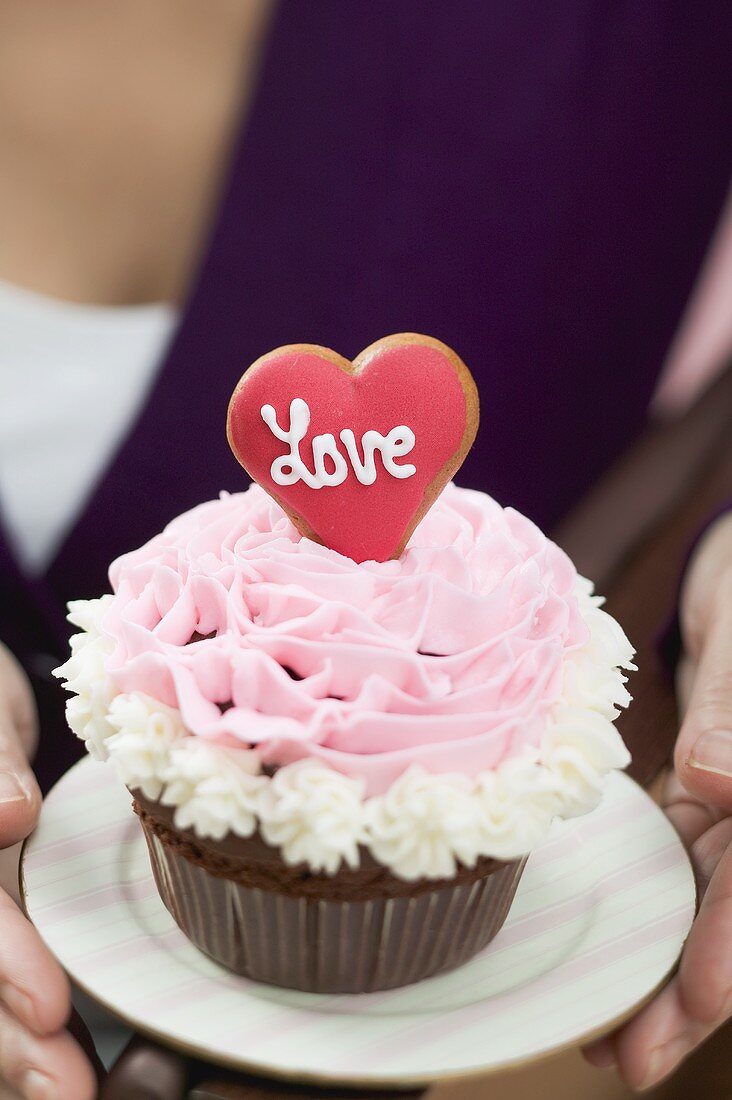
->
[0,1005,96,1100]
[0,891,71,1038]
[677,821,732,1023]
[0,711,40,853]
[604,974,717,1090]
[674,552,732,812]
[0,757,40,853]
[0,891,96,1098]
[661,769,725,851]
[587,517,732,1084]
[0,643,41,850]
[0,647,38,762]
[585,819,732,1088]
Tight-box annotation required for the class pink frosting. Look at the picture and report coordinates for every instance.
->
[104,484,589,795]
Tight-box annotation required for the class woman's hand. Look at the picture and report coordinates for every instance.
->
[0,645,96,1100]
[585,511,732,1090]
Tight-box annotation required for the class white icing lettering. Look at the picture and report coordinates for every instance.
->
[312,432,349,486]
[261,400,416,489]
[379,427,417,479]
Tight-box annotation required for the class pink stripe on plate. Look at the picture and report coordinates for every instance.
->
[152,841,686,1038]
[125,968,262,1019]
[77,925,185,968]
[533,792,647,865]
[498,841,683,947]
[26,820,132,871]
[515,817,669,906]
[31,876,156,921]
[448,882,689,1006]
[364,906,692,1066]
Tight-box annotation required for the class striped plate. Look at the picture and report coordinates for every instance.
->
[21,758,695,1087]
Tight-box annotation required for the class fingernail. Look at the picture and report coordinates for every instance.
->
[20,1069,57,1100]
[723,989,732,1018]
[0,770,28,804]
[688,729,732,778]
[0,983,38,1029]
[639,1036,690,1090]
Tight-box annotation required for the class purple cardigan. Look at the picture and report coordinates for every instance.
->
[2,1,731,790]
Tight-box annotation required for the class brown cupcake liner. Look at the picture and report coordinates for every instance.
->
[139,811,527,993]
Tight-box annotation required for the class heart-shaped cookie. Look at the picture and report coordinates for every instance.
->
[227,334,479,562]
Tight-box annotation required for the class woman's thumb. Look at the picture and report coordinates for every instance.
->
[675,597,732,811]
[0,723,41,849]
[0,646,41,847]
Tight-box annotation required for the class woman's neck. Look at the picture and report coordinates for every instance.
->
[0,0,274,307]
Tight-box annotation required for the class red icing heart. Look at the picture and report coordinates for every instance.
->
[227,334,479,563]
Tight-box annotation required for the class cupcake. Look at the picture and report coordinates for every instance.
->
[55,337,634,993]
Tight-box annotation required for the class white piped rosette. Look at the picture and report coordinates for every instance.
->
[55,485,634,884]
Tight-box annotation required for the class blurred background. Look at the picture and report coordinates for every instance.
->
[0,3,731,1098]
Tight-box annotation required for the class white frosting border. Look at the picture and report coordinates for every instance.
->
[54,579,634,881]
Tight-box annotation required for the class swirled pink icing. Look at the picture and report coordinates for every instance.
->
[103,484,589,795]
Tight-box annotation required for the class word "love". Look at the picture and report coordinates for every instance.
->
[261,399,416,489]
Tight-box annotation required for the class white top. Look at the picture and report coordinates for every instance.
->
[0,279,178,575]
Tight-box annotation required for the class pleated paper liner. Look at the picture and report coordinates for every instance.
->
[136,796,526,994]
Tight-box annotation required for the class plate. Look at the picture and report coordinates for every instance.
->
[21,758,695,1087]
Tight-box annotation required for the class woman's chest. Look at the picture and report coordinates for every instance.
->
[5,1,730,605]
[0,0,271,305]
